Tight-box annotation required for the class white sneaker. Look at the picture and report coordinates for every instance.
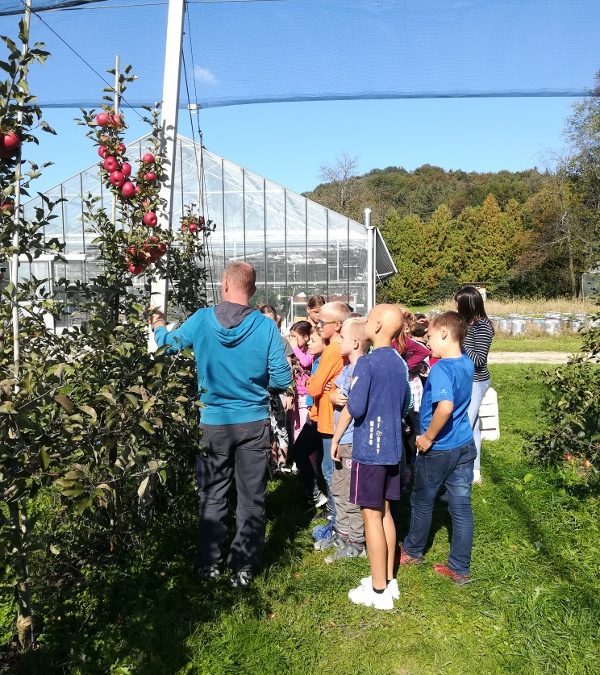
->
[348,582,394,610]
[472,469,483,485]
[360,575,400,601]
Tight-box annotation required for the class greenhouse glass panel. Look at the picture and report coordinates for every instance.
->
[19,134,394,322]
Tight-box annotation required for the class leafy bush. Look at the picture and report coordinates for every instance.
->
[527,313,600,493]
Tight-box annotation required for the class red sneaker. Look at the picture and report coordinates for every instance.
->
[398,545,422,566]
[433,563,471,585]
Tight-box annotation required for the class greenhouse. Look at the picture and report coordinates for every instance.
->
[20,135,396,327]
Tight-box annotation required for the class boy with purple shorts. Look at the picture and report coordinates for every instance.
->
[332,304,412,610]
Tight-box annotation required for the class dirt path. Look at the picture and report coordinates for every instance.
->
[489,351,572,364]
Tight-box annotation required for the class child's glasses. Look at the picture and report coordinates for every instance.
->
[317,320,339,328]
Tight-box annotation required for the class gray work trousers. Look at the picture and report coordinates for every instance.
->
[332,443,365,545]
[196,419,270,573]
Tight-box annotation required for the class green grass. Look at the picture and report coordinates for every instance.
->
[4,365,600,674]
[491,333,582,353]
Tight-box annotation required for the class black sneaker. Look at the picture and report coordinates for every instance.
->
[231,569,254,588]
[197,563,221,580]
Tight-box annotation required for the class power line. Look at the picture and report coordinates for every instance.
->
[17,0,146,120]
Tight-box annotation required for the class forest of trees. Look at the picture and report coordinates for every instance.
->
[305,75,600,304]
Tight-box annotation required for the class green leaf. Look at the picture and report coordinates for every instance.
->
[523,473,534,483]
[78,405,97,422]
[0,401,16,414]
[54,394,75,413]
[137,476,149,497]
[61,488,85,498]
[139,420,155,434]
[49,544,60,555]
[39,447,50,471]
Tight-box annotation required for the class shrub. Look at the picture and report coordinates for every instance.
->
[527,312,600,493]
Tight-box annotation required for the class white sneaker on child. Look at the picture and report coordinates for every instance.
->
[348,582,394,610]
[360,575,400,601]
[472,469,482,485]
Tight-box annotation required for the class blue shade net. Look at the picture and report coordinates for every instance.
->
[0,0,599,109]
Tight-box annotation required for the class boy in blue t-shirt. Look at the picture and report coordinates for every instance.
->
[331,304,412,610]
[400,311,476,585]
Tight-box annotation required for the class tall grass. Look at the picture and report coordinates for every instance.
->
[436,297,598,317]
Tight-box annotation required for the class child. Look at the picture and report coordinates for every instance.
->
[400,311,476,585]
[331,304,412,610]
[287,320,314,443]
[259,304,294,472]
[306,301,351,549]
[291,328,327,510]
[325,317,370,563]
[402,313,432,467]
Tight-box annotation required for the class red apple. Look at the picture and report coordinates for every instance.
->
[134,185,141,194]
[95,112,110,127]
[116,142,126,154]
[188,222,198,233]
[0,131,22,158]
[142,152,155,164]
[180,221,188,231]
[128,262,145,275]
[97,146,110,159]
[103,156,119,172]
[121,162,132,177]
[144,171,157,182]
[0,199,14,215]
[126,244,138,257]
[143,211,158,227]
[111,113,123,128]
[157,242,167,255]
[121,181,136,198]
[109,170,125,187]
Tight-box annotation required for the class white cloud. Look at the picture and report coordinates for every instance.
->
[194,66,217,85]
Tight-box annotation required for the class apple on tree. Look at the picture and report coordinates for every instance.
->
[143,211,158,227]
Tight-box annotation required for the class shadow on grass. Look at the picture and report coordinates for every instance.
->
[19,477,317,674]
[485,452,600,614]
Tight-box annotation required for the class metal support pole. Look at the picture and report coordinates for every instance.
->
[150,1,185,307]
[365,208,375,312]
[149,0,185,349]
[10,0,32,378]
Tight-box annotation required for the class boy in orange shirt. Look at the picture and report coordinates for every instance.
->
[306,301,351,549]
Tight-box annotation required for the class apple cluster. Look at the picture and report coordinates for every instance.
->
[180,214,207,234]
[93,109,167,276]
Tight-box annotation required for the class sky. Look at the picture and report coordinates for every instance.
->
[29,96,576,197]
[3,0,596,196]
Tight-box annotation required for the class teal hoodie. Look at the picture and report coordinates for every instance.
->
[154,305,291,425]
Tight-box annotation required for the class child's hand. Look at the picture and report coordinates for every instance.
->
[331,439,340,461]
[415,434,433,454]
[329,390,348,407]
[288,334,297,349]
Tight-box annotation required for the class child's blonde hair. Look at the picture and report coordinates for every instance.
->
[343,317,369,352]
[320,301,352,323]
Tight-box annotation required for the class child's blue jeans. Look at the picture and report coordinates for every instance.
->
[403,439,476,575]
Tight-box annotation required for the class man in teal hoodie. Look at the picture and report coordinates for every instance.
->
[150,262,291,586]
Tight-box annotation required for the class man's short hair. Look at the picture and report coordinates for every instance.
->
[320,301,352,323]
[431,311,468,344]
[224,261,256,295]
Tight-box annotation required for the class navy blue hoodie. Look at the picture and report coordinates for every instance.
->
[347,347,412,465]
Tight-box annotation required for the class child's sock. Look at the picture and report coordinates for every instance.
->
[372,586,386,594]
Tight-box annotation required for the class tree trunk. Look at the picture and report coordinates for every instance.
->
[8,499,33,650]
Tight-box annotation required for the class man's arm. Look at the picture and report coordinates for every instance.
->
[150,307,196,352]
[268,327,292,391]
